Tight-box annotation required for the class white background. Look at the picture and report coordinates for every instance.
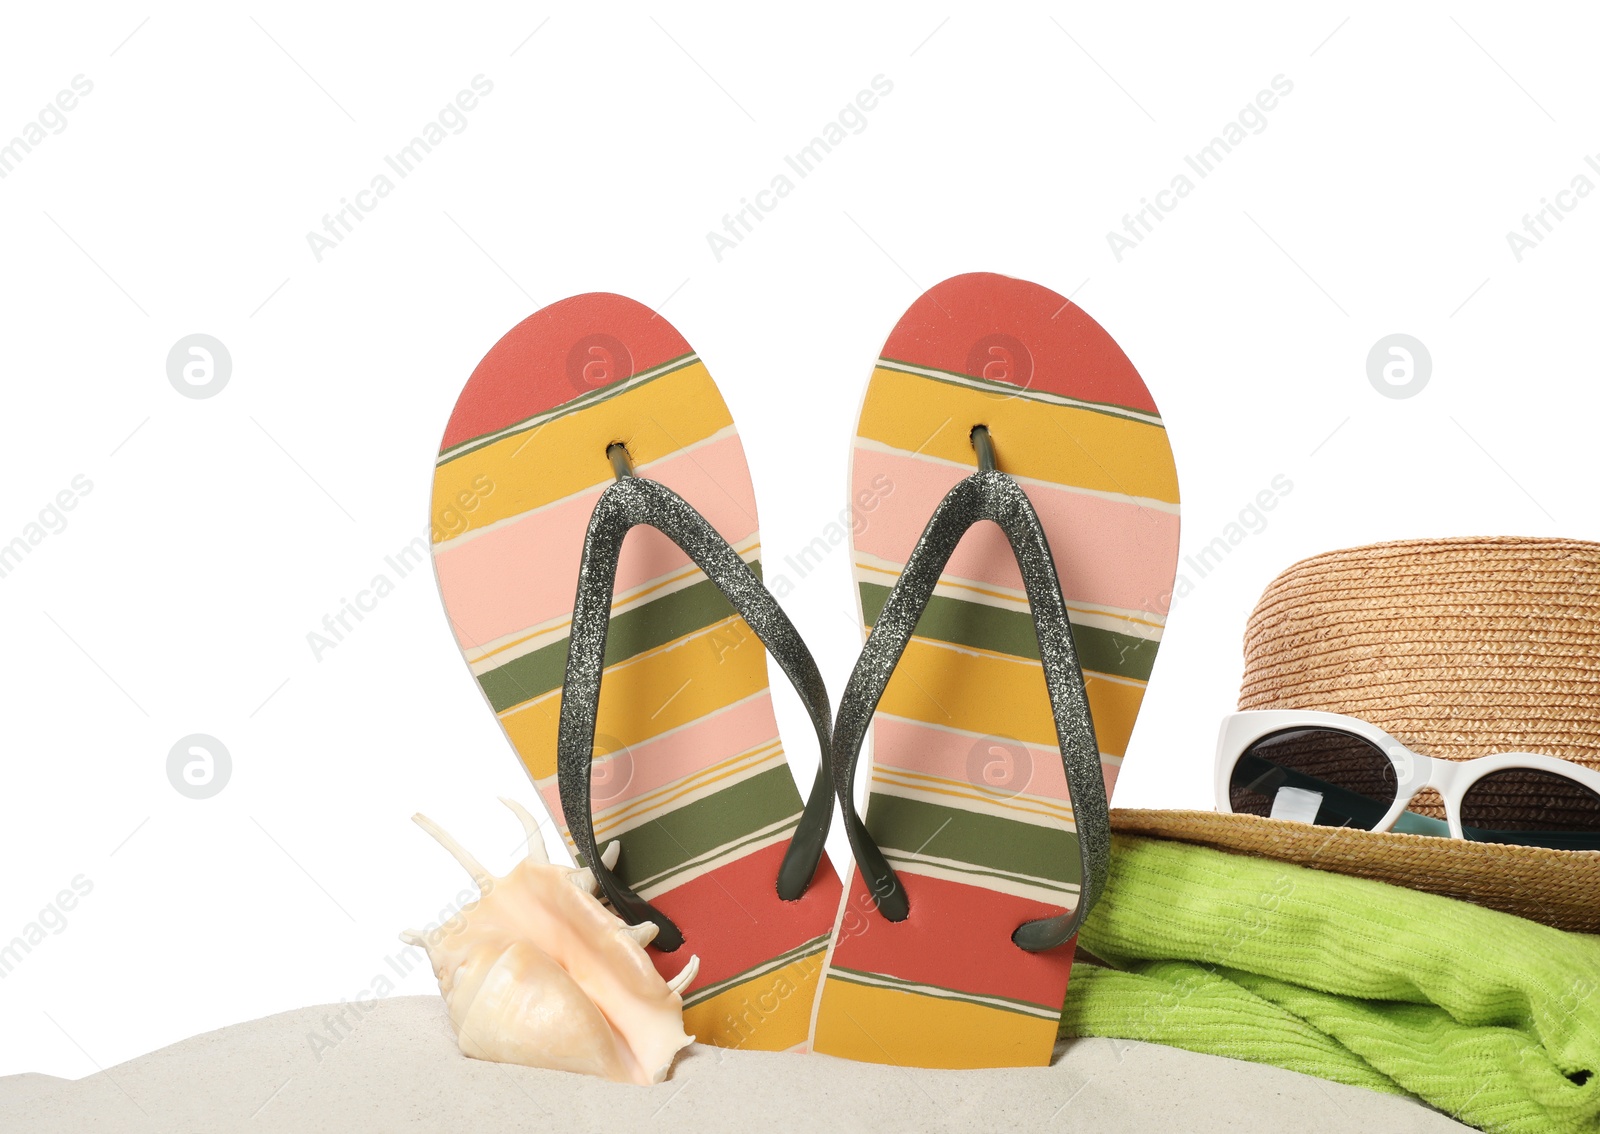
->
[2,0,1596,1081]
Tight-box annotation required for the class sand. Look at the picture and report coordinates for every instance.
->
[0,996,1470,1133]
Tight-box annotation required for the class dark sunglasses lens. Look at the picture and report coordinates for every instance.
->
[1229,728,1397,830]
[1459,768,1600,850]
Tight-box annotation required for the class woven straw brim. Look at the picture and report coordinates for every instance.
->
[1111,808,1600,934]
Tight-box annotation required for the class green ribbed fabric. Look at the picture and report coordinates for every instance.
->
[1060,836,1600,1134]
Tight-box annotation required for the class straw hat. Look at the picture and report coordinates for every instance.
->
[1113,536,1600,933]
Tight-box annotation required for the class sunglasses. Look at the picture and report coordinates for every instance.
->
[1216,710,1600,851]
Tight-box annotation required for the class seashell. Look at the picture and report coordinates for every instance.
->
[401,798,699,1085]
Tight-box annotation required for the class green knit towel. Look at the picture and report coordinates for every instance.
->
[1060,835,1600,1134]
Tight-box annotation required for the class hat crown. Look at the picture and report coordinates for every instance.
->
[1239,536,1600,770]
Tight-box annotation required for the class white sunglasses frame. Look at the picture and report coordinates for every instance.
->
[1215,709,1600,838]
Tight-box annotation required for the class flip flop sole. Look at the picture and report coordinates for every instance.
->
[431,294,841,1051]
[810,273,1180,1068]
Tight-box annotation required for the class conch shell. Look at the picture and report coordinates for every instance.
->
[402,798,699,1085]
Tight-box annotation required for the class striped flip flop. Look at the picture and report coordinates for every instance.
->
[808,272,1180,1069]
[430,294,843,1052]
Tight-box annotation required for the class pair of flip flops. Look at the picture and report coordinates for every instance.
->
[429,273,1180,1070]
